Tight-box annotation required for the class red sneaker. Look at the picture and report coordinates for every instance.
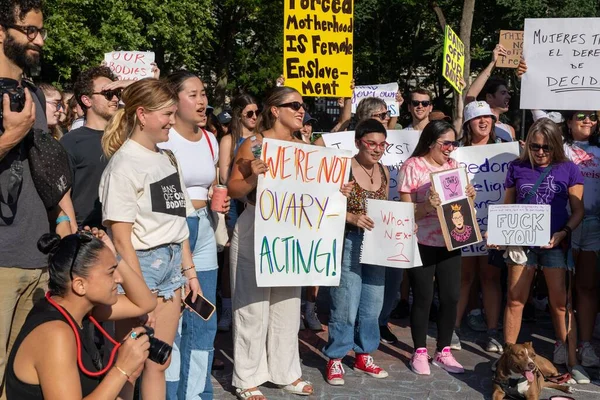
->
[353,353,389,378]
[326,359,345,386]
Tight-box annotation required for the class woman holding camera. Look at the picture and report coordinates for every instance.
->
[5,229,156,399]
[100,79,202,399]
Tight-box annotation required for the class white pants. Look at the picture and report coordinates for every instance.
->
[229,204,302,389]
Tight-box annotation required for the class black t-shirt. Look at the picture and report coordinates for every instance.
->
[60,127,107,228]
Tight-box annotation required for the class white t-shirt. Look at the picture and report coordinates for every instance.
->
[158,128,218,200]
[99,139,194,250]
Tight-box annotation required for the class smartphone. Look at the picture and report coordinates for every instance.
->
[184,292,216,321]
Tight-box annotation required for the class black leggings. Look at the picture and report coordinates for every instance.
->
[407,244,461,351]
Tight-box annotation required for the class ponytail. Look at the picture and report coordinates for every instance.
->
[102,108,130,158]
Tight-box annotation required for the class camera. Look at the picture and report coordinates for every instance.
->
[0,78,26,130]
[142,326,172,365]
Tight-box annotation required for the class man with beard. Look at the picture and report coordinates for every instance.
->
[405,88,434,131]
[60,66,129,228]
[0,2,74,397]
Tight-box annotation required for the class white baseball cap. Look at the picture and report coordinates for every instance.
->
[463,101,497,126]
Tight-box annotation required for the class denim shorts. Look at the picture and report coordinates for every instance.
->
[118,243,184,299]
[507,247,571,270]
[572,216,600,252]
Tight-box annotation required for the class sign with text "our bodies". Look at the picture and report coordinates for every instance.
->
[104,51,155,81]
[254,139,351,287]
[521,18,600,110]
[283,0,354,97]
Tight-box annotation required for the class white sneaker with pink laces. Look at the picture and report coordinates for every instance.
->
[432,346,464,374]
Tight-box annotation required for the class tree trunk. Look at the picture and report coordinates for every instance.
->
[454,0,475,121]
[213,5,240,112]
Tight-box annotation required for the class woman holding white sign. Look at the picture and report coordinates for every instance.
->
[398,120,476,376]
[322,119,390,386]
[499,118,588,383]
[227,86,314,399]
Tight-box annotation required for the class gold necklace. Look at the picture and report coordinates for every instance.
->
[355,157,376,184]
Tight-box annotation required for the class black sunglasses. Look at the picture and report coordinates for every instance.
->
[4,24,47,41]
[575,112,598,122]
[278,102,307,112]
[411,100,431,107]
[68,231,94,280]
[529,143,551,153]
[245,110,259,119]
[372,111,391,120]
[92,89,122,101]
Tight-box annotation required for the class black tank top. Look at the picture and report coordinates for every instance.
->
[5,298,103,399]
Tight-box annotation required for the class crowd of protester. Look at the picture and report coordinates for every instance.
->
[1,1,600,400]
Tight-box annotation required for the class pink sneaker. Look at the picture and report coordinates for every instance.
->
[410,347,430,375]
[432,346,464,374]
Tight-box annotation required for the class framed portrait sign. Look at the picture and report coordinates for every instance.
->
[430,167,469,204]
[437,197,483,251]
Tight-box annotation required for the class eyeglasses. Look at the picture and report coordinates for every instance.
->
[277,101,307,112]
[91,89,122,101]
[245,110,259,119]
[372,111,391,120]
[360,139,389,150]
[68,231,94,280]
[411,100,431,107]
[437,140,459,150]
[575,113,598,122]
[46,101,63,111]
[529,143,551,153]
[3,24,47,41]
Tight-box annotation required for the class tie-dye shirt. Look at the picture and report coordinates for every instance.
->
[564,141,600,215]
[398,156,458,247]
[505,160,584,235]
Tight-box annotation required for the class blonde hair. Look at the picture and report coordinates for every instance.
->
[520,118,568,166]
[102,79,177,158]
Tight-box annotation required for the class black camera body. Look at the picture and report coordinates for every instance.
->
[0,78,26,130]
[142,326,172,365]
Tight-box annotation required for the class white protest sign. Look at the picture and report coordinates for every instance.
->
[103,51,155,81]
[352,83,400,117]
[487,204,551,246]
[361,199,422,268]
[322,130,421,201]
[520,18,600,110]
[453,142,520,256]
[254,139,351,287]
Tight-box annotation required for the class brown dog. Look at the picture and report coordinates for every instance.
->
[492,342,573,400]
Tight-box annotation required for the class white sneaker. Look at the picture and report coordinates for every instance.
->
[553,341,567,365]
[304,303,322,331]
[217,306,232,332]
[579,342,600,367]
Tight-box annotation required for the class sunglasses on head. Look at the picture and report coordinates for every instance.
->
[372,111,391,120]
[360,139,389,150]
[437,140,459,149]
[277,101,307,112]
[92,89,122,101]
[68,231,94,280]
[529,143,551,153]
[411,100,431,107]
[575,112,598,122]
[245,110,259,119]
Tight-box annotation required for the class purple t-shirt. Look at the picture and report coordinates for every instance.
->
[505,160,584,235]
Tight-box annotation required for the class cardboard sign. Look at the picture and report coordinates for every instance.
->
[442,25,465,94]
[360,199,422,268]
[283,0,354,97]
[352,83,400,117]
[254,139,351,287]
[321,129,421,201]
[431,167,469,204]
[487,204,551,246]
[521,18,600,110]
[103,51,155,81]
[453,142,520,256]
[497,30,524,68]
[438,197,483,251]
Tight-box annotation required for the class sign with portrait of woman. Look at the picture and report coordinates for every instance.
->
[438,197,483,251]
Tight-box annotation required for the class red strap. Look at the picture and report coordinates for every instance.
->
[202,129,215,160]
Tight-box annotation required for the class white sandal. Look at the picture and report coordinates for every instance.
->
[236,387,266,400]
[282,379,313,396]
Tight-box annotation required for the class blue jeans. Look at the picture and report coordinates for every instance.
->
[166,269,218,400]
[323,231,386,359]
[379,267,403,325]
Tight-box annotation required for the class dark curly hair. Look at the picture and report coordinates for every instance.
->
[73,66,117,112]
[0,0,43,26]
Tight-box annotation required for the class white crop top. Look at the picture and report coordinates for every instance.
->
[159,128,218,200]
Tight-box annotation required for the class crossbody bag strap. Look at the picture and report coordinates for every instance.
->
[522,164,552,204]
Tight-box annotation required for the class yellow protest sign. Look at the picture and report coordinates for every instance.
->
[442,25,465,94]
[497,30,524,68]
[283,0,354,98]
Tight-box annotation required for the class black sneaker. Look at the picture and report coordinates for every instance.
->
[390,299,410,319]
[380,325,398,344]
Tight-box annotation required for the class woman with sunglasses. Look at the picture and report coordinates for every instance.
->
[99,79,202,399]
[228,87,314,399]
[398,120,475,376]
[5,229,156,399]
[499,118,588,382]
[159,70,230,400]
[323,119,390,386]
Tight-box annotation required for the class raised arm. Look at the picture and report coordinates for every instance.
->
[465,44,507,104]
